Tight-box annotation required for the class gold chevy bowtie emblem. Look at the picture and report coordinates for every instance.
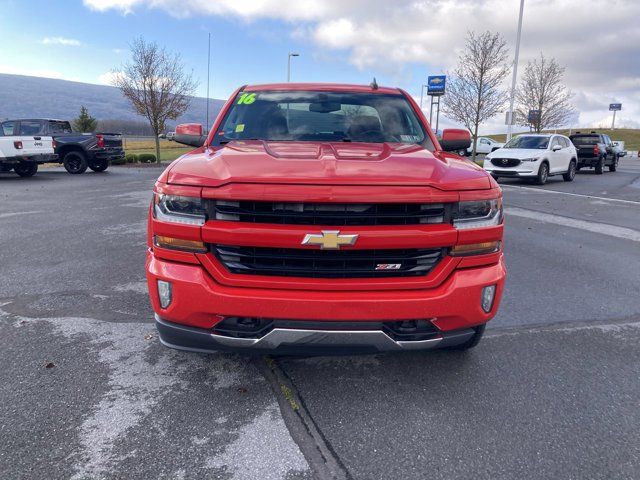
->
[301,230,359,250]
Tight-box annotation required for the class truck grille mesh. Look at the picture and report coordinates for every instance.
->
[212,245,445,278]
[211,201,448,226]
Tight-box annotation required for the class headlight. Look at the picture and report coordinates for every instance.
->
[520,157,540,162]
[453,198,503,229]
[153,194,206,225]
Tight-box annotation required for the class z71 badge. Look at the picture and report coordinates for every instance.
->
[375,264,402,270]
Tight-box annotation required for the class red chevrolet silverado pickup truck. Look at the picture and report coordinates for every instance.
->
[146,83,506,355]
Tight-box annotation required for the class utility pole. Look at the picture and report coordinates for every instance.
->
[506,0,525,142]
[287,52,299,82]
[611,110,617,130]
[206,32,211,131]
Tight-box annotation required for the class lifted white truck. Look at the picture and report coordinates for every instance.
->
[0,132,57,177]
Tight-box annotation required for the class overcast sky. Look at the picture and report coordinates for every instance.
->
[1,0,638,133]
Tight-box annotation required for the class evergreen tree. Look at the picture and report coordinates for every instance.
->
[73,106,98,133]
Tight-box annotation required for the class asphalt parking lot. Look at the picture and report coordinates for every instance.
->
[1,158,639,480]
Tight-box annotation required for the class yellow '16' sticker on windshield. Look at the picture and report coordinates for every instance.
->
[237,93,256,105]
[235,124,245,133]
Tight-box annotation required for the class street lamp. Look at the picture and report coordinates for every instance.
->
[506,0,525,142]
[287,52,300,82]
[419,84,428,110]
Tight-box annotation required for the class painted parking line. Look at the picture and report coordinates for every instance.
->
[506,206,640,243]
[502,184,640,206]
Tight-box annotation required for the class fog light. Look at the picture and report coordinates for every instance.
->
[157,280,172,309]
[481,285,496,313]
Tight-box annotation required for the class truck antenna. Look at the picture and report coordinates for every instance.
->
[370,77,378,90]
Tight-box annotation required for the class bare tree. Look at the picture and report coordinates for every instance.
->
[442,31,510,161]
[112,37,198,162]
[515,54,575,133]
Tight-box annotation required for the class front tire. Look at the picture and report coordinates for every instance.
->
[63,151,88,174]
[457,149,467,157]
[609,157,618,172]
[89,159,109,172]
[535,162,549,185]
[14,162,38,177]
[446,324,486,351]
[563,160,576,182]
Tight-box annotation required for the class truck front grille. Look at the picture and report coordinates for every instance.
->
[211,201,449,226]
[213,245,445,279]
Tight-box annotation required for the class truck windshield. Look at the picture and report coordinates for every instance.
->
[504,136,549,149]
[213,90,430,147]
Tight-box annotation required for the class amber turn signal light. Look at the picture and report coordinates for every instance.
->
[154,235,207,253]
[450,241,500,257]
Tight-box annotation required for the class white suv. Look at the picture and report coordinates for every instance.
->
[483,134,577,185]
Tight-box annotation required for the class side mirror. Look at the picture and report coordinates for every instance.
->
[439,129,471,152]
[552,145,562,152]
[168,123,207,148]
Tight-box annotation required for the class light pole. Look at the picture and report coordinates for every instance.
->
[506,0,525,142]
[206,32,211,131]
[419,84,427,110]
[287,52,299,82]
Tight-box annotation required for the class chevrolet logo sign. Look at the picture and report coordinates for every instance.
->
[301,230,358,250]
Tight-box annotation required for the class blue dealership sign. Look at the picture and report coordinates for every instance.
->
[528,109,541,123]
[427,75,446,96]
[609,103,622,111]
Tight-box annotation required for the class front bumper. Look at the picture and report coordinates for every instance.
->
[146,251,506,353]
[155,314,477,355]
[483,164,537,177]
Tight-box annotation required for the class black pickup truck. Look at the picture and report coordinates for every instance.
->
[569,132,618,174]
[0,119,124,174]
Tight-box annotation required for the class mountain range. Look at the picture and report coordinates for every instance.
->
[0,73,225,128]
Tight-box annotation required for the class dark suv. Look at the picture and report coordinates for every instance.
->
[569,132,618,173]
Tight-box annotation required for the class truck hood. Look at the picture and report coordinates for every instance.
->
[166,140,491,191]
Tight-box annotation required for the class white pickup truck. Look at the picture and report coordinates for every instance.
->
[468,137,504,155]
[0,126,57,177]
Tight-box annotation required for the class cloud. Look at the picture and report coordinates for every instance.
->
[83,0,640,129]
[0,64,66,80]
[42,36,83,47]
[98,71,126,85]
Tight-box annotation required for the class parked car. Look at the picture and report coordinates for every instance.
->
[0,122,57,177]
[0,119,124,174]
[569,132,618,173]
[483,134,577,185]
[147,82,506,355]
[468,137,504,155]
[612,141,627,158]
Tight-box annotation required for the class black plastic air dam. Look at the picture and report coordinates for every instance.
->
[154,315,476,356]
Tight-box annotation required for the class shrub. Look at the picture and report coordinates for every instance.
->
[137,153,157,163]
[125,153,138,164]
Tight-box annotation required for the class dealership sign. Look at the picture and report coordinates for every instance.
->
[427,75,446,96]
[528,109,541,123]
[609,103,622,111]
